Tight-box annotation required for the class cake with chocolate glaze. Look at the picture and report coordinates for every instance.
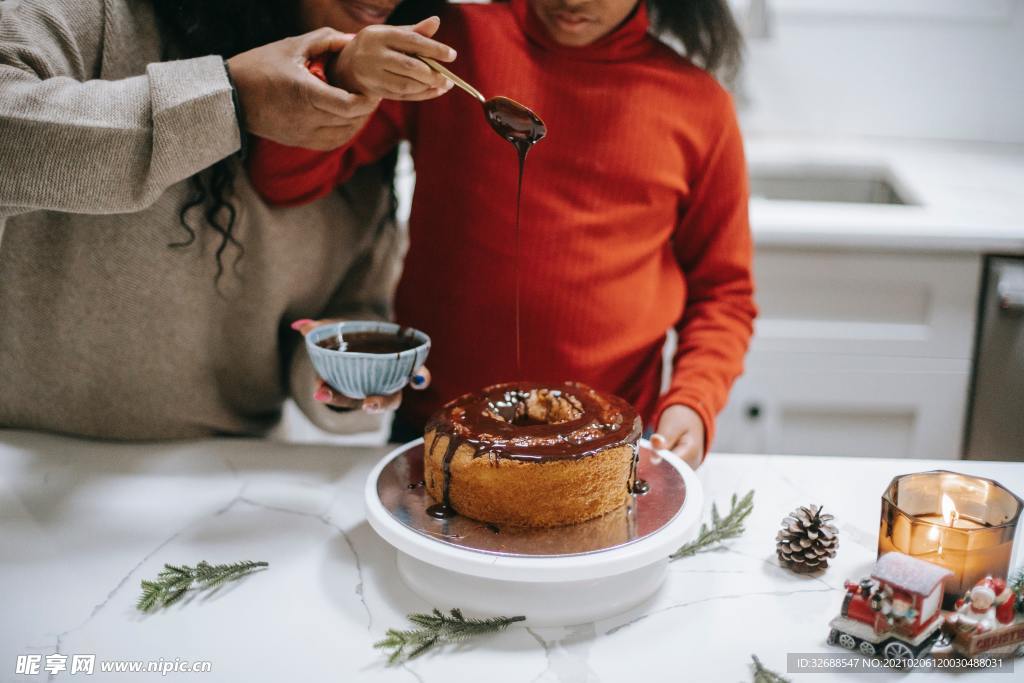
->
[423,382,644,528]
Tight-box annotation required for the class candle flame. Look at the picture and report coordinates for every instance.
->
[941,493,960,527]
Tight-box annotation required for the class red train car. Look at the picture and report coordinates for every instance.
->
[828,553,952,660]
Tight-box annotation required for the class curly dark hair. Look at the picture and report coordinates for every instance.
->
[150,0,444,284]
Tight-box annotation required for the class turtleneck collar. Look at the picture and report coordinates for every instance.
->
[511,0,653,62]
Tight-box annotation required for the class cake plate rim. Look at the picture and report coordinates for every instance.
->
[364,437,704,583]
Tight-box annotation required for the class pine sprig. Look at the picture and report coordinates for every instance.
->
[1010,566,1024,614]
[670,490,754,560]
[136,560,268,612]
[374,608,525,664]
[751,655,790,683]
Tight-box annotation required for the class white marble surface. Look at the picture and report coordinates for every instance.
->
[2,429,1022,682]
[746,137,1024,252]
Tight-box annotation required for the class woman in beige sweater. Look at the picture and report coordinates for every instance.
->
[0,0,449,439]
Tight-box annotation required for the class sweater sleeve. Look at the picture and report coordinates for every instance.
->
[248,100,409,206]
[655,104,757,450]
[0,0,241,217]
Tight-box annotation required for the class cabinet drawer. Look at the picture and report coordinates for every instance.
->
[751,248,981,359]
[714,353,970,459]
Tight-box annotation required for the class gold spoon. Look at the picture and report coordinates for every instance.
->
[418,56,547,147]
[418,55,486,103]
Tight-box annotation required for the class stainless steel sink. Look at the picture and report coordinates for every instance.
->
[749,164,914,205]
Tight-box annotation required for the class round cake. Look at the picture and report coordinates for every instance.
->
[423,382,643,528]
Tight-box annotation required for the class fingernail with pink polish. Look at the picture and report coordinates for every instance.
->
[290,319,314,331]
[314,386,333,402]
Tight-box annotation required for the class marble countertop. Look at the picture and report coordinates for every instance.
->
[2,429,1023,682]
[746,137,1024,253]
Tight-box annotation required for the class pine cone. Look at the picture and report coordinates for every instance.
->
[776,504,838,574]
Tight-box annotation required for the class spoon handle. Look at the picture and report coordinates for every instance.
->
[417,56,486,103]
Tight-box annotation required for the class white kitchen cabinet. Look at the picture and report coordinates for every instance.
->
[714,247,981,459]
[749,247,980,358]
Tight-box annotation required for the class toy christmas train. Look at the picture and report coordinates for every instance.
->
[828,552,951,660]
[828,552,1024,663]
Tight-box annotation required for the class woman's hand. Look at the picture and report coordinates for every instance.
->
[291,319,430,413]
[332,17,456,101]
[650,405,706,470]
[227,28,381,150]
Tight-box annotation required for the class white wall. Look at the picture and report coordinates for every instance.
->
[737,0,1024,143]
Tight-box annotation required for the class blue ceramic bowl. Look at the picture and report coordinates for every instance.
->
[305,321,431,399]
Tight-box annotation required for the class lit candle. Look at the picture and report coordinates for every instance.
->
[916,495,985,532]
[878,471,1022,608]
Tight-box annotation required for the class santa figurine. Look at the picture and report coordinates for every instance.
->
[947,577,1015,634]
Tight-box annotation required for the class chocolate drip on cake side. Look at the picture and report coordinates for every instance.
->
[425,434,462,519]
[629,444,650,495]
[424,382,645,519]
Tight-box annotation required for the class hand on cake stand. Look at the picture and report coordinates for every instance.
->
[650,404,705,469]
[291,319,430,413]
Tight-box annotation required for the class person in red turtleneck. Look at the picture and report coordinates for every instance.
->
[249,0,756,468]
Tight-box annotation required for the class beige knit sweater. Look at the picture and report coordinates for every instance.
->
[0,0,403,439]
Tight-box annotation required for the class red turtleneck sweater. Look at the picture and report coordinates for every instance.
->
[249,0,756,447]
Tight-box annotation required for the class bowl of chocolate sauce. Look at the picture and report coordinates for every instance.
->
[305,321,430,399]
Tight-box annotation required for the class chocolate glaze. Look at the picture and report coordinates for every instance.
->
[483,96,547,377]
[425,382,643,518]
[316,331,419,354]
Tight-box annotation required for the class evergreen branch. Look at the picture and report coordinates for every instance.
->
[670,490,754,560]
[1011,566,1024,614]
[374,608,525,664]
[751,655,790,683]
[1010,566,1023,595]
[136,560,268,612]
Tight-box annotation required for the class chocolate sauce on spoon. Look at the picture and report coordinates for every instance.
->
[483,96,547,377]
[484,96,548,152]
[417,57,547,376]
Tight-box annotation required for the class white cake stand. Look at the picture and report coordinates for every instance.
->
[364,438,703,626]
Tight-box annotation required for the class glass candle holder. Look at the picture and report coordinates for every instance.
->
[878,470,1022,607]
